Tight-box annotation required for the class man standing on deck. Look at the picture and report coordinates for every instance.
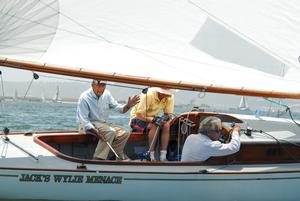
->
[77,80,139,160]
[130,87,176,161]
[181,116,241,162]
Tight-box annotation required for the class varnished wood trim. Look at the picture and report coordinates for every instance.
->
[0,166,96,173]
[2,57,300,99]
[33,133,300,166]
[0,130,78,136]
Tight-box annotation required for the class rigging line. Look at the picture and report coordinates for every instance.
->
[38,74,145,91]
[0,71,4,97]
[39,0,110,43]
[38,1,200,78]
[287,108,300,128]
[258,130,300,163]
[1,136,39,161]
[0,0,24,27]
[276,137,300,149]
[187,0,293,71]
[0,44,48,53]
[131,49,215,84]
[206,159,238,173]
[3,1,295,82]
[23,72,40,99]
[264,98,300,127]
[5,1,293,84]
[0,70,7,125]
[264,98,289,109]
[0,11,104,42]
[1,7,290,81]
[110,41,290,81]
[23,78,34,99]
[39,1,194,62]
[0,4,58,39]
[1,0,49,30]
[37,1,264,79]
[1,141,8,158]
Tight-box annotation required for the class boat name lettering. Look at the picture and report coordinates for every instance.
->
[53,175,84,183]
[19,174,122,184]
[86,175,122,184]
[19,174,50,182]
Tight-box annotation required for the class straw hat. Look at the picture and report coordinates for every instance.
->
[155,87,176,95]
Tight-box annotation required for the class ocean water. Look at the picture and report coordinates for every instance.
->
[0,100,299,133]
[0,100,201,133]
[0,100,78,132]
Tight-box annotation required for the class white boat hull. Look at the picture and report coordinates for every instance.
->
[1,168,300,201]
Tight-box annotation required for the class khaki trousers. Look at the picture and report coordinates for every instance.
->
[79,121,130,159]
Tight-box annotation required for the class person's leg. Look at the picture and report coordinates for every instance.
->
[110,125,130,159]
[147,123,159,152]
[147,123,160,161]
[93,122,116,160]
[160,122,170,161]
[160,121,170,150]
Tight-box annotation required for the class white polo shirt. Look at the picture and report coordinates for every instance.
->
[181,131,240,162]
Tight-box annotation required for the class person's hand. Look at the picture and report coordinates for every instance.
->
[161,114,170,122]
[96,129,106,142]
[233,126,241,132]
[87,128,106,142]
[126,95,140,108]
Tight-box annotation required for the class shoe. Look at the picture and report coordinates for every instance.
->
[160,150,168,162]
[160,157,168,162]
[116,153,131,161]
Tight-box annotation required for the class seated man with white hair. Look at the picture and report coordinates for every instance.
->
[181,116,241,162]
[130,87,176,161]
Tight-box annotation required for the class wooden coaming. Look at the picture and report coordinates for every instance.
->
[34,133,300,165]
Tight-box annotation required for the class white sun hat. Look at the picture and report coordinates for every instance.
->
[155,87,177,95]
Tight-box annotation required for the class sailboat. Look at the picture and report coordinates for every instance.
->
[13,89,18,101]
[238,96,249,111]
[41,91,46,102]
[52,86,62,103]
[1,1,300,200]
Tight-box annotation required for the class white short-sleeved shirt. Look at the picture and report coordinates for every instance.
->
[181,131,240,162]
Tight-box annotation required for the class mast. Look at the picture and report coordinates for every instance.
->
[1,57,300,99]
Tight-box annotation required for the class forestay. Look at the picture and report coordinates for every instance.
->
[1,0,300,97]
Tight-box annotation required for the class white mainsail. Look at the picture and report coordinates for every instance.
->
[0,0,300,98]
[190,0,300,80]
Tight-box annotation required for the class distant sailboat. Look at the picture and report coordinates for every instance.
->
[52,86,62,103]
[41,91,46,102]
[13,89,18,101]
[238,96,249,110]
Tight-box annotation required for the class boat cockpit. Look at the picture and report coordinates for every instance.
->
[33,111,300,165]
